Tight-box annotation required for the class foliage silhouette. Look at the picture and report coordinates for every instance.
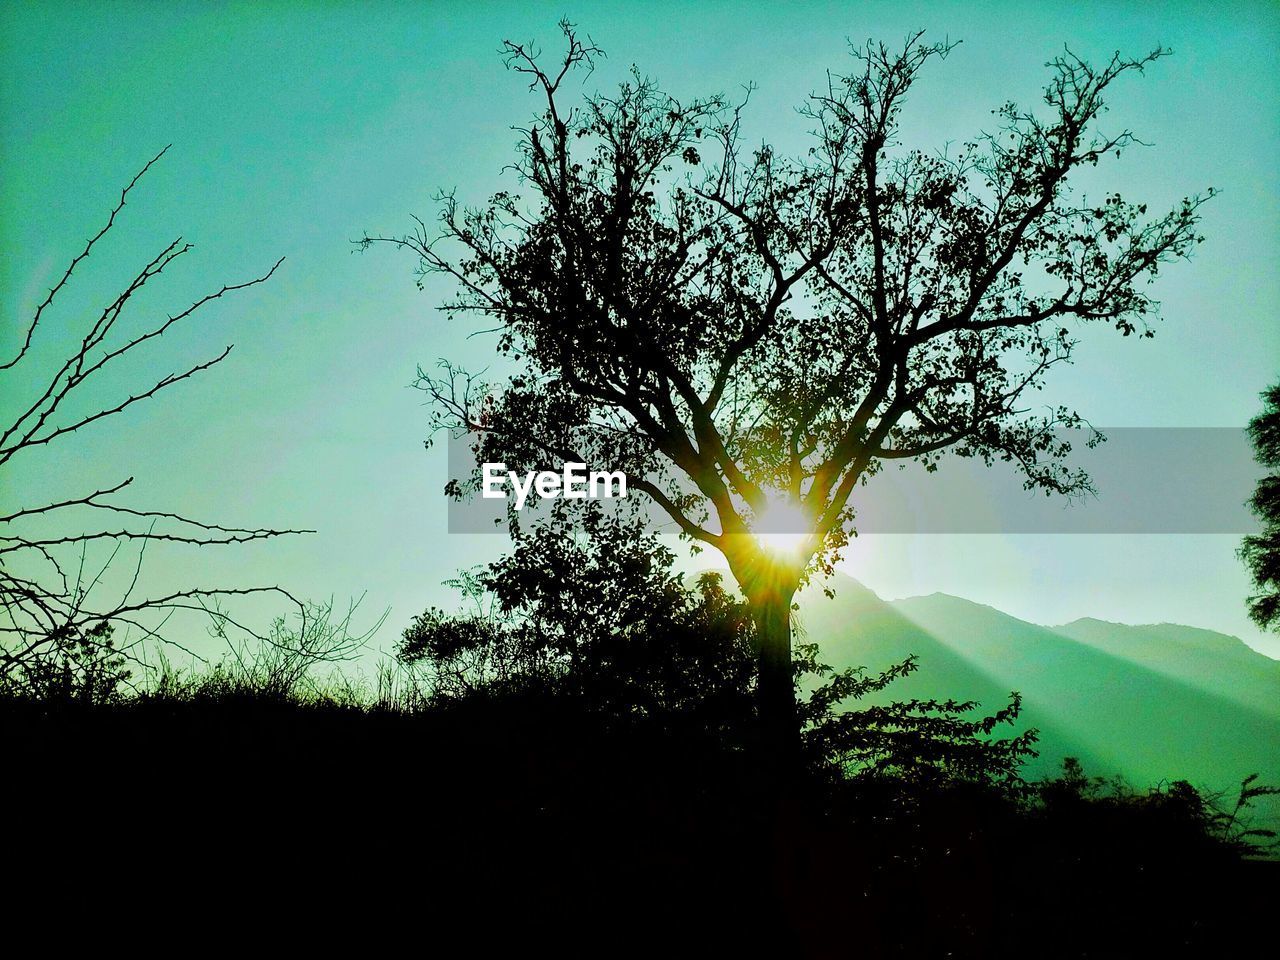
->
[398,504,1036,791]
[3,619,130,706]
[365,22,1213,757]
[382,518,1277,951]
[1242,379,1280,631]
[4,561,1275,956]
[399,508,756,741]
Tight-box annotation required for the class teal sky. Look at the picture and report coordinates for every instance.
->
[2,0,1278,661]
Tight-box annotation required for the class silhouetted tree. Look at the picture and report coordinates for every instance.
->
[400,506,758,737]
[367,22,1212,762]
[1241,380,1280,630]
[0,148,307,694]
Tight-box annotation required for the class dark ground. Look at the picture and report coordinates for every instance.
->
[5,695,1276,957]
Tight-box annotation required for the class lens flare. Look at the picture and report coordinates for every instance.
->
[752,492,811,557]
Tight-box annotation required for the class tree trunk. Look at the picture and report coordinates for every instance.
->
[747,578,793,788]
[751,583,799,775]
[721,539,802,774]
[751,582,803,931]
[726,552,804,927]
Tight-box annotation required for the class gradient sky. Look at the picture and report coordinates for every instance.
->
[2,0,1277,662]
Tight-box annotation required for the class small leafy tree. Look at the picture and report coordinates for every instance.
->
[399,507,758,736]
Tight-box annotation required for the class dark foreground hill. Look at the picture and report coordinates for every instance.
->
[4,574,1278,954]
[4,685,1277,956]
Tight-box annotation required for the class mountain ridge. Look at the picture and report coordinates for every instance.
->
[787,573,1279,807]
[691,565,1277,662]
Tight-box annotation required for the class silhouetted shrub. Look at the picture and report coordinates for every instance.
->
[0,619,130,706]
[399,515,759,743]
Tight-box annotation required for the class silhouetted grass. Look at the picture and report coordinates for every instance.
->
[4,565,1273,953]
[3,670,1274,956]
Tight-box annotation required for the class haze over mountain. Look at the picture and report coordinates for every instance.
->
[795,575,1280,808]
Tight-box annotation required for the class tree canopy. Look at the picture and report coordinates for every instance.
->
[367,22,1212,751]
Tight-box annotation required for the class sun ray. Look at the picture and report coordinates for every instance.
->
[752,491,812,560]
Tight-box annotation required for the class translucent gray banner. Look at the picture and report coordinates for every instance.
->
[444,428,1263,534]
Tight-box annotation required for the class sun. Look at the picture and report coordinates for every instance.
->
[752,492,812,558]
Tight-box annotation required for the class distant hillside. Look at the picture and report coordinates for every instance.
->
[1053,617,1280,718]
[795,575,1280,805]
